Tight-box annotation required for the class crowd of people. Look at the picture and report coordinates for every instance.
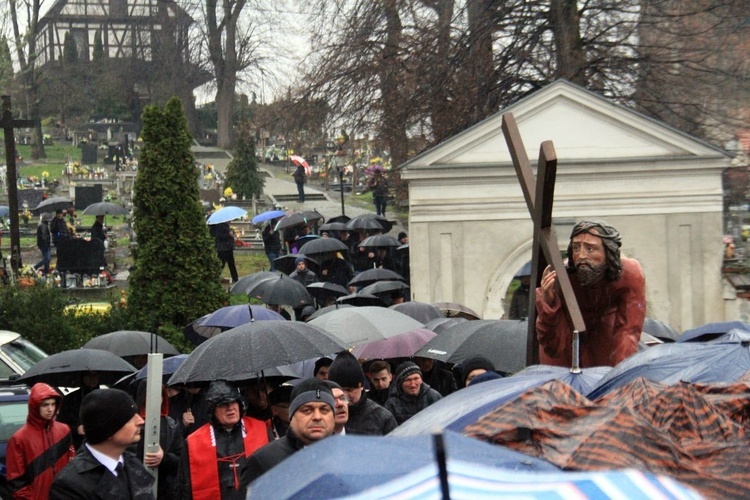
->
[5,348,501,499]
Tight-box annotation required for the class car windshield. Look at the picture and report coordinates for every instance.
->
[0,338,47,372]
[0,401,27,441]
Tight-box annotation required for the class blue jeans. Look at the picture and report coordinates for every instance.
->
[35,246,51,274]
[374,196,387,216]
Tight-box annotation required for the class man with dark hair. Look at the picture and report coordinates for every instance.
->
[367,360,392,406]
[7,383,75,499]
[244,379,335,482]
[385,362,442,424]
[180,380,270,499]
[313,357,333,380]
[536,220,646,368]
[327,352,397,435]
[50,389,155,499]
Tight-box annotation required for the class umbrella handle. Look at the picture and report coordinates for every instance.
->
[570,330,581,374]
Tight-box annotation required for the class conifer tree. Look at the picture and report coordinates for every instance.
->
[128,97,226,333]
[224,124,265,200]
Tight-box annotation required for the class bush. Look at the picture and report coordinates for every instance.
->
[0,284,139,354]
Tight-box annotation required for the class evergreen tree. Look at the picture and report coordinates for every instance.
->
[63,32,78,64]
[224,124,265,200]
[128,97,226,334]
[0,36,14,82]
[92,30,104,61]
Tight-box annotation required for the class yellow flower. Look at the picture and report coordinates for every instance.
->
[42,171,49,178]
[224,187,234,197]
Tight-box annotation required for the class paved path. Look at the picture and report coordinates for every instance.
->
[258,165,407,237]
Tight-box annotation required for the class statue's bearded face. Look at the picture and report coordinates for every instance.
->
[572,231,607,287]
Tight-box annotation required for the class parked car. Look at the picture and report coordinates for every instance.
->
[0,331,48,383]
[0,384,31,498]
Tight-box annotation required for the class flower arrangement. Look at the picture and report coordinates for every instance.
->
[224,187,234,198]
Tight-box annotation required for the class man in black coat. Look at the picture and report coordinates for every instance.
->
[385,362,442,425]
[244,379,335,483]
[328,352,397,435]
[210,221,238,283]
[50,389,155,499]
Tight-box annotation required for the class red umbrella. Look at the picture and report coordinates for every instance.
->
[290,155,311,174]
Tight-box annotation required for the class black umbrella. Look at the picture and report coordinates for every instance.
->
[273,254,321,276]
[18,348,137,387]
[299,237,349,256]
[274,212,309,231]
[307,304,355,320]
[35,196,73,213]
[346,214,393,233]
[358,235,400,248]
[389,301,445,324]
[230,271,284,295]
[337,292,384,307]
[424,317,469,335]
[414,320,528,374]
[83,330,180,357]
[433,302,482,320]
[319,222,350,232]
[82,201,129,216]
[359,280,409,296]
[246,274,313,307]
[307,282,349,302]
[327,215,351,224]
[167,321,347,385]
[348,268,406,288]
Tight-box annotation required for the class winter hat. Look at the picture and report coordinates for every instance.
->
[398,232,407,241]
[289,378,335,417]
[327,352,365,388]
[314,357,333,377]
[468,371,503,386]
[394,361,422,389]
[80,389,138,444]
[295,256,306,264]
[323,380,342,392]
[461,356,496,386]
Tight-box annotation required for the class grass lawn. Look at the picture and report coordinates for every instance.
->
[10,142,83,184]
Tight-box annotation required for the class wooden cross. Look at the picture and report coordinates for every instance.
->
[501,113,586,369]
[2,96,36,275]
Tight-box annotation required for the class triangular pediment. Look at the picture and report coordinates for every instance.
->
[402,80,727,170]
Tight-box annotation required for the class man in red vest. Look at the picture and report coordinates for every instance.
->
[179,380,270,500]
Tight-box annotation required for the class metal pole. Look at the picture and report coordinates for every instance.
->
[144,352,163,495]
[337,166,345,216]
[570,330,581,374]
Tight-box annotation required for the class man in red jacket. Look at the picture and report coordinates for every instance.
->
[536,220,646,367]
[6,383,75,499]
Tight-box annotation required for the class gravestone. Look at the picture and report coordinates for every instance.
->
[75,185,103,210]
[17,190,45,212]
[81,143,98,164]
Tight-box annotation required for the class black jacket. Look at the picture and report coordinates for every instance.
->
[130,415,182,500]
[91,220,107,242]
[346,393,398,436]
[385,383,442,425]
[244,429,305,484]
[210,222,235,252]
[262,225,282,254]
[49,444,155,499]
[36,220,51,249]
[422,366,458,398]
[50,217,68,245]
